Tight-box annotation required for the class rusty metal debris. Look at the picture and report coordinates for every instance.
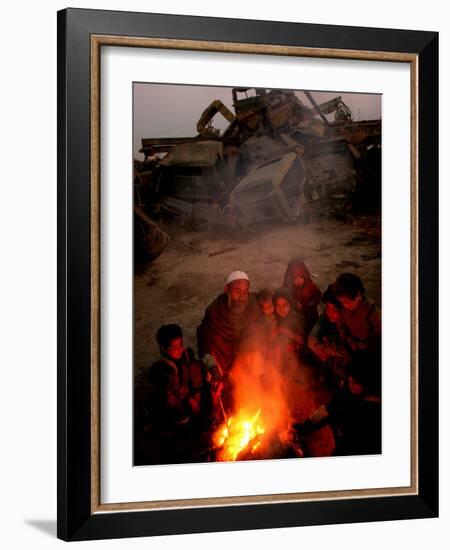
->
[134,87,381,261]
[227,152,305,227]
[134,205,169,263]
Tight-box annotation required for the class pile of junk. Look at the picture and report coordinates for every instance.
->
[134,88,381,262]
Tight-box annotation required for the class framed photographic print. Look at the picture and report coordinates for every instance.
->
[57,8,438,541]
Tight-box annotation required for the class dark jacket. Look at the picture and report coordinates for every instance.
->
[308,313,351,375]
[147,348,204,430]
[338,298,381,351]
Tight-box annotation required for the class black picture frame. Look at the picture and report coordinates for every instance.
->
[57,8,438,541]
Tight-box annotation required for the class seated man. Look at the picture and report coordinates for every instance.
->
[197,270,265,411]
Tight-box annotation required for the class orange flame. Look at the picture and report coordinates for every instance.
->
[213,408,265,461]
[212,350,295,461]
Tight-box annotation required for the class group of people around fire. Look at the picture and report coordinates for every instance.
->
[135,257,382,464]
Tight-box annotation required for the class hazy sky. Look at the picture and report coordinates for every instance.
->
[133,83,381,159]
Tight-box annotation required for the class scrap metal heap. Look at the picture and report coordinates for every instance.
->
[134,88,381,260]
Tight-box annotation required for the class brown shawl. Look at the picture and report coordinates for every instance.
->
[197,293,264,373]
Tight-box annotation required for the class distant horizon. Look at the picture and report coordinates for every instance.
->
[133,83,381,160]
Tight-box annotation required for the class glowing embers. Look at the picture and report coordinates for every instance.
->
[211,350,299,462]
[213,408,265,461]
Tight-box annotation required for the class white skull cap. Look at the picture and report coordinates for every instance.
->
[225,270,249,285]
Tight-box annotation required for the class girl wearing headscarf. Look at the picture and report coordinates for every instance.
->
[283,257,321,335]
[272,286,306,381]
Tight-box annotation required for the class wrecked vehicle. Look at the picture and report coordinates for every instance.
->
[227,152,305,227]
[134,204,170,263]
[135,87,381,256]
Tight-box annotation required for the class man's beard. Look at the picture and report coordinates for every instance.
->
[228,298,247,315]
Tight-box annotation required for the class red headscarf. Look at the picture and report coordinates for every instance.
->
[283,257,318,303]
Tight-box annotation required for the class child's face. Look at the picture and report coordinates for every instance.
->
[338,293,362,311]
[325,302,340,323]
[275,297,290,318]
[293,275,306,287]
[259,300,274,316]
[164,337,184,360]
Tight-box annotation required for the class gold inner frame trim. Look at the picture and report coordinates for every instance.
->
[90,34,419,514]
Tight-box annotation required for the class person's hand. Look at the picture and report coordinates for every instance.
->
[203,353,218,370]
[202,354,223,384]
[310,404,328,424]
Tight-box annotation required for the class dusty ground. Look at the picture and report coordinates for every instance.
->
[134,214,381,378]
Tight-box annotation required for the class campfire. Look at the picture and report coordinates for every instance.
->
[213,408,265,461]
[211,351,303,461]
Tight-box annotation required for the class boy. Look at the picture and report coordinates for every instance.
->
[147,324,205,431]
[256,288,277,333]
[333,273,381,353]
[308,285,351,386]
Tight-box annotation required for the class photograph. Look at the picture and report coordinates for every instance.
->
[54,6,439,541]
[0,0,444,545]
[132,83,383,466]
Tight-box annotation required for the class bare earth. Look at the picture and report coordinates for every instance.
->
[134,215,381,379]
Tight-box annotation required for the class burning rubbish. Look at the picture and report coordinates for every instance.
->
[134,87,381,263]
